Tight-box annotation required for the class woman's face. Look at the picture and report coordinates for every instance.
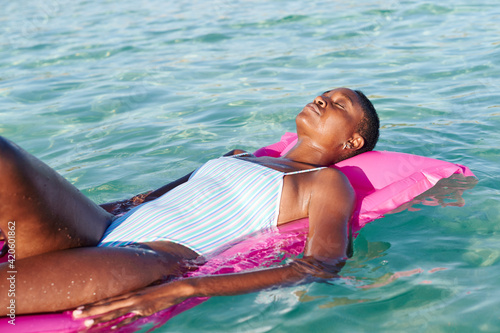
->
[295,88,365,151]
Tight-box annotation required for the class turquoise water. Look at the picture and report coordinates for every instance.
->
[1,0,499,331]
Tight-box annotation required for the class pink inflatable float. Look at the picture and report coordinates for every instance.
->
[0,133,476,332]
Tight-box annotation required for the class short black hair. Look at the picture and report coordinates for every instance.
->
[353,90,379,155]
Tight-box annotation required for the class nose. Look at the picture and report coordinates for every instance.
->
[314,95,327,108]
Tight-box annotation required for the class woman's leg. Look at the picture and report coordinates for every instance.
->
[0,138,202,315]
[0,241,198,315]
[0,136,114,259]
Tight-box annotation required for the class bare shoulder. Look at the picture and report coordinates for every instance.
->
[314,167,353,190]
[311,167,355,204]
[315,166,349,181]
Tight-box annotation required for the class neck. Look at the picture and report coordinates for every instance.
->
[281,138,343,166]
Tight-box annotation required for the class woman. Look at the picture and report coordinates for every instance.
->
[0,87,379,328]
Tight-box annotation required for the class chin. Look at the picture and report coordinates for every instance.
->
[295,112,312,133]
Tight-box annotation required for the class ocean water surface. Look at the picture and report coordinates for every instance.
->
[1,0,499,332]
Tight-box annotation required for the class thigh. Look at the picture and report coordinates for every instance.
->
[0,137,114,259]
[0,241,195,315]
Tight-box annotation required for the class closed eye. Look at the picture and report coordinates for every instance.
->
[334,102,345,109]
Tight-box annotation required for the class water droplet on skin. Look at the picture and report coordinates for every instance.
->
[92,292,96,296]
[51,283,55,286]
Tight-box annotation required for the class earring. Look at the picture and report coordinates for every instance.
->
[343,142,352,150]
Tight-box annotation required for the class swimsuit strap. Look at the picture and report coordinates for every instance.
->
[284,166,327,176]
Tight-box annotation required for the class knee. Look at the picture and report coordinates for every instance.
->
[0,136,24,174]
[0,136,17,155]
[0,136,15,161]
[0,136,11,153]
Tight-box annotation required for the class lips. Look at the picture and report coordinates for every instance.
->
[304,103,321,115]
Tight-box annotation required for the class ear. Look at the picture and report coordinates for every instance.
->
[349,133,365,151]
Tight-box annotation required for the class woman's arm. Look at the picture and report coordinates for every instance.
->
[74,257,344,327]
[75,168,354,328]
[99,150,249,214]
[141,172,193,202]
[98,172,193,214]
[141,150,249,202]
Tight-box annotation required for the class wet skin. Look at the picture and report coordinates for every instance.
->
[0,88,366,326]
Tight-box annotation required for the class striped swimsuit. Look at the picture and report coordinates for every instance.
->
[98,155,325,256]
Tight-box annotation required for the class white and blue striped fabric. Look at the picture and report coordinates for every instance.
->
[98,156,325,256]
[99,156,282,255]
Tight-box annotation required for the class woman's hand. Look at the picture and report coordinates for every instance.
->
[223,149,250,156]
[73,280,192,330]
